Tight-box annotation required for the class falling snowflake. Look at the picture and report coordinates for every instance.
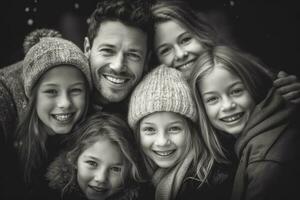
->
[33,7,37,12]
[25,7,30,12]
[86,18,91,24]
[230,1,235,7]
[27,19,34,26]
[74,3,80,9]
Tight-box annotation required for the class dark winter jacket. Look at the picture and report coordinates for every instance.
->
[46,152,154,200]
[174,161,236,200]
[0,61,28,200]
[231,89,300,200]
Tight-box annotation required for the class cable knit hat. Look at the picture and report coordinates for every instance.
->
[23,29,92,97]
[128,65,197,129]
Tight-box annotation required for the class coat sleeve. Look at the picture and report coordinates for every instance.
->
[245,160,299,200]
[0,80,22,200]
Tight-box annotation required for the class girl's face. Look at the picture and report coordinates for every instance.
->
[199,67,256,137]
[77,137,125,200]
[36,65,87,134]
[154,20,205,80]
[139,111,188,168]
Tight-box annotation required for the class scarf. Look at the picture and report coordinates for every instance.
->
[152,151,194,200]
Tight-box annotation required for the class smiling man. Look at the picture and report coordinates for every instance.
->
[84,0,154,111]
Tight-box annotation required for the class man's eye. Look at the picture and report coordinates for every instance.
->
[100,48,114,56]
[127,52,141,61]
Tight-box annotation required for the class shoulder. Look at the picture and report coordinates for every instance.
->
[0,61,26,116]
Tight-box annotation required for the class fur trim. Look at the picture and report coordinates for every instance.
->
[46,152,74,190]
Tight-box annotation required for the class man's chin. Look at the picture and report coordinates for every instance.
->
[102,92,129,104]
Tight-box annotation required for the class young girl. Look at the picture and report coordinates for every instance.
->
[5,29,92,199]
[128,65,231,200]
[46,112,150,200]
[151,0,300,103]
[190,45,300,200]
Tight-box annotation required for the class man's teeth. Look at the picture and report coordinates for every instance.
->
[154,150,174,156]
[222,113,243,122]
[105,75,126,84]
[53,114,73,121]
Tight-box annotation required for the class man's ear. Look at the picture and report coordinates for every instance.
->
[83,36,91,58]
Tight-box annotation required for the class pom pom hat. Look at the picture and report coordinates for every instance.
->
[128,65,197,129]
[23,31,92,97]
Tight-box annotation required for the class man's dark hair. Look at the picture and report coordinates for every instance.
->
[87,0,154,50]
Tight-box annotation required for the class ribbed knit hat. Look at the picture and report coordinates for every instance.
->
[128,65,197,129]
[23,34,92,97]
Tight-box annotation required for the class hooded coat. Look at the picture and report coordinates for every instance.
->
[46,152,154,200]
[230,89,300,200]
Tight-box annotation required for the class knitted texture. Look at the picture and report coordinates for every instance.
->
[23,37,92,97]
[128,65,197,129]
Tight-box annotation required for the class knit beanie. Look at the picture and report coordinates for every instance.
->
[128,65,197,129]
[23,30,92,97]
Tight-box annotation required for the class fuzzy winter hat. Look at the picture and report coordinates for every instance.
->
[128,65,197,129]
[23,29,92,97]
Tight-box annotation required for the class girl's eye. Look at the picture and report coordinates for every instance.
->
[43,89,57,96]
[158,47,171,56]
[168,126,182,133]
[86,160,97,167]
[110,166,122,173]
[231,88,243,96]
[70,88,83,95]
[205,96,219,104]
[141,127,156,135]
[180,36,192,45]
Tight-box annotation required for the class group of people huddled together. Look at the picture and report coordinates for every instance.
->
[1,0,300,200]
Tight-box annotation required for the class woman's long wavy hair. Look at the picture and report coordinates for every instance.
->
[151,0,217,65]
[190,45,275,164]
[15,74,90,184]
[135,115,214,184]
[62,112,146,196]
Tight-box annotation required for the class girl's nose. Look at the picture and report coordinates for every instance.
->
[57,92,71,109]
[221,97,236,112]
[174,45,187,61]
[94,167,108,183]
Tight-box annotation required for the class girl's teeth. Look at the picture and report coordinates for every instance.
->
[155,150,174,156]
[105,76,126,84]
[53,114,72,121]
[179,61,193,70]
[222,113,242,122]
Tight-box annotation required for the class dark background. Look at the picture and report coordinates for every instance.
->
[1,0,299,76]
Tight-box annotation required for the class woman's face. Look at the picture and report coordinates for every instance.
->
[199,67,256,137]
[77,137,125,200]
[36,65,87,135]
[139,112,189,168]
[154,20,205,80]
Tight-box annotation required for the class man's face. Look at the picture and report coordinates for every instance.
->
[84,21,148,104]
